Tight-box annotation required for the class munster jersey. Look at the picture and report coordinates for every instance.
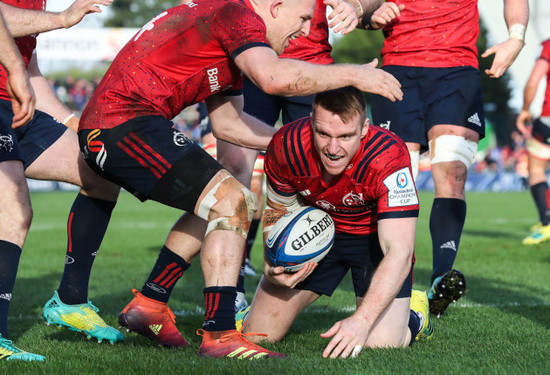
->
[280,0,333,65]
[540,39,550,117]
[0,0,45,102]
[80,0,271,130]
[380,0,479,69]
[265,118,419,235]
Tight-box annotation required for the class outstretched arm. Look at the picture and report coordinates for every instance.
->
[481,0,529,78]
[0,12,34,128]
[320,216,416,358]
[235,46,402,102]
[0,0,112,37]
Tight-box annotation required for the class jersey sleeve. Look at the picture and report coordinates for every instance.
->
[211,3,272,60]
[375,143,419,220]
[264,131,297,197]
[540,40,550,62]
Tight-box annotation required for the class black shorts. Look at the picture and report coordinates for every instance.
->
[79,116,223,212]
[0,99,67,168]
[295,232,413,299]
[532,117,550,145]
[371,66,485,147]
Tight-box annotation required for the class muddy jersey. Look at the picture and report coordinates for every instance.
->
[80,0,271,130]
[540,40,550,117]
[380,0,479,69]
[280,0,332,65]
[265,118,419,235]
[0,0,45,101]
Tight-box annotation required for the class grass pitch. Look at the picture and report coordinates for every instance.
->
[2,190,550,374]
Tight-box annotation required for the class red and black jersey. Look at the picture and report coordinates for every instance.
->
[265,118,419,235]
[540,39,550,117]
[80,0,271,130]
[280,0,332,65]
[0,0,45,101]
[381,0,479,69]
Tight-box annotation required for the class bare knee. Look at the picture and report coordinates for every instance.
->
[197,174,257,239]
[431,161,467,198]
[79,165,120,201]
[0,199,33,247]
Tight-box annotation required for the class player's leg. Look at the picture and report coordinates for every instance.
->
[243,276,320,342]
[81,118,283,357]
[370,66,426,182]
[522,119,550,244]
[242,154,265,279]
[0,113,44,361]
[18,112,122,343]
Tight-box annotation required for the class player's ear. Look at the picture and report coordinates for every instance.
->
[270,0,284,18]
[361,118,370,138]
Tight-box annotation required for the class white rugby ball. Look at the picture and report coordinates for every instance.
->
[265,206,335,272]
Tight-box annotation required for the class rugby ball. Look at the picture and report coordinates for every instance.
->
[266,206,335,272]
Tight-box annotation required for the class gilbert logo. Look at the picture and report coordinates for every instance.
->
[0,293,12,301]
[207,68,221,93]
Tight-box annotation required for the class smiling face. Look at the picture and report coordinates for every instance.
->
[263,0,315,55]
[312,107,369,182]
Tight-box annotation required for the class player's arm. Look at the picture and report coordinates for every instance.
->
[481,0,529,78]
[27,54,78,131]
[205,94,276,150]
[234,46,402,102]
[0,0,112,38]
[260,182,317,289]
[320,216,416,358]
[0,11,34,128]
[516,57,549,137]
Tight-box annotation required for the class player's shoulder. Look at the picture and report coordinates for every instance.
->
[273,117,312,144]
[367,124,408,153]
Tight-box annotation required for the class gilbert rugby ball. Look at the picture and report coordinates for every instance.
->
[266,206,335,272]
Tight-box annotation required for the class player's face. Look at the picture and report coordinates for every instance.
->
[265,0,315,55]
[312,106,369,182]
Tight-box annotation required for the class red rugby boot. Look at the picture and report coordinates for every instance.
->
[197,329,286,359]
[119,289,189,348]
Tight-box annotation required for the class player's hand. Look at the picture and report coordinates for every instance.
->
[369,2,404,30]
[6,67,35,129]
[356,60,403,102]
[481,38,524,78]
[516,110,533,138]
[320,314,370,358]
[324,0,359,35]
[265,262,317,289]
[61,0,113,28]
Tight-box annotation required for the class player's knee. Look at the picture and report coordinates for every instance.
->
[429,135,478,170]
[2,202,33,247]
[78,164,121,201]
[200,176,257,239]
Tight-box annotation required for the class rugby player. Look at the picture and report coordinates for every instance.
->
[369,0,529,316]
[178,0,386,313]
[516,39,550,245]
[241,86,433,358]
[0,0,122,362]
[79,0,402,358]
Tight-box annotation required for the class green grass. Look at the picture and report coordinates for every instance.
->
[3,191,550,374]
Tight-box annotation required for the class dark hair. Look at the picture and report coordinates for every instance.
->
[312,86,367,124]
